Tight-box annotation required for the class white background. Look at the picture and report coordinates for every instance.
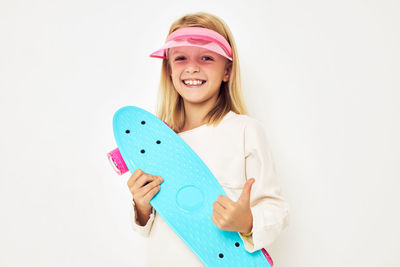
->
[1,0,399,266]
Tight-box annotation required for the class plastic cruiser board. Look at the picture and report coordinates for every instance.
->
[108,106,273,267]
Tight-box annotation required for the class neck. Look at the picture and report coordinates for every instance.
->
[181,95,218,132]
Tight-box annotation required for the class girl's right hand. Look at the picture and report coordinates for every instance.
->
[127,168,163,212]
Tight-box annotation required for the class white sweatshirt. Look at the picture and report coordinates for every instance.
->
[129,111,289,266]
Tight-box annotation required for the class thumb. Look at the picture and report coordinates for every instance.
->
[238,178,255,204]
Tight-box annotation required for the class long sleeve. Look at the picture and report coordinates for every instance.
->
[129,199,156,238]
[239,118,289,252]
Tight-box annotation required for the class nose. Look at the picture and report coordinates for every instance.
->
[184,61,200,73]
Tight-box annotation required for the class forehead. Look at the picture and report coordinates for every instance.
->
[169,46,217,56]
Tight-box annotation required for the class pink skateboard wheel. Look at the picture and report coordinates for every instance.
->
[107,147,129,175]
[163,121,170,127]
[262,248,274,266]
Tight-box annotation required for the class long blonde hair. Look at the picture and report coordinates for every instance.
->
[155,12,248,133]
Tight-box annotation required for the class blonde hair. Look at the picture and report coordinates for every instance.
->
[155,12,248,133]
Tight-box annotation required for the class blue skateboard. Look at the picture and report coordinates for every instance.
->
[108,106,272,267]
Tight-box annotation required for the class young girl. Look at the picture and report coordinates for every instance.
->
[126,12,289,266]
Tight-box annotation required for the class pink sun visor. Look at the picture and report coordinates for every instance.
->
[150,27,233,61]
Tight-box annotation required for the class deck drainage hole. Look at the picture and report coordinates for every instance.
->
[141,121,146,125]
[219,253,224,258]
[156,140,161,144]
[235,242,240,247]
[140,149,145,154]
[125,130,130,134]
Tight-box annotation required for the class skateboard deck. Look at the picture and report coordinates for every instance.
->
[109,106,272,266]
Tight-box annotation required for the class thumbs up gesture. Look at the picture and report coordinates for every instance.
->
[211,178,255,233]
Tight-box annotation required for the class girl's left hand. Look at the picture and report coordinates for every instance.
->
[211,178,255,233]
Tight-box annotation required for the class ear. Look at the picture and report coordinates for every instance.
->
[223,63,232,82]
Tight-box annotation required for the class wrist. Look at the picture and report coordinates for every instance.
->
[135,206,152,226]
[136,205,152,215]
[240,231,253,237]
[242,215,253,234]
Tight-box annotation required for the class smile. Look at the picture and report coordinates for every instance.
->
[182,79,206,85]
[182,79,207,87]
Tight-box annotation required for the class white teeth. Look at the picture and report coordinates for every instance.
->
[183,80,204,85]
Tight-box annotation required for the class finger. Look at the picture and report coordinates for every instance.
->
[127,168,144,188]
[143,175,163,190]
[134,175,161,203]
[213,201,226,213]
[138,175,163,196]
[135,174,160,190]
[216,195,233,209]
[129,173,159,198]
[211,214,220,229]
[142,182,161,203]
[213,208,225,223]
[238,178,255,204]
[212,212,227,229]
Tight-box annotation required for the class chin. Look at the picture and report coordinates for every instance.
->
[179,93,205,102]
[182,98,207,105]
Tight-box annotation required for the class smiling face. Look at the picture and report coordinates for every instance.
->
[168,46,231,106]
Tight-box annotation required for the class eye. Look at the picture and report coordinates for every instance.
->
[175,56,186,61]
[202,56,213,61]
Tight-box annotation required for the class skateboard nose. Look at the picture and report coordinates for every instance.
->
[176,185,205,212]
